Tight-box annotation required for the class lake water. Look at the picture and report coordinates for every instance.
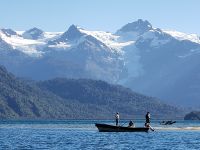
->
[0,120,200,150]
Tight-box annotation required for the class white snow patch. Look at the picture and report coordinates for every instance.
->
[164,30,200,44]
[15,31,24,35]
[79,28,135,51]
[48,42,71,49]
[141,30,169,47]
[12,28,136,54]
[16,31,63,41]
[0,30,44,57]
[43,32,63,39]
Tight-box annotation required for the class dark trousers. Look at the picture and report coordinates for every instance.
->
[116,119,119,126]
[146,119,150,123]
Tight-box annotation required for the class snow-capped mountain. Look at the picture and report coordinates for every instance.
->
[0,19,200,107]
[116,19,153,41]
[22,27,44,40]
[1,28,18,37]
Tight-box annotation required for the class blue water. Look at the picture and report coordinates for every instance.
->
[0,120,200,150]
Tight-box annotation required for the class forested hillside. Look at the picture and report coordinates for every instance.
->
[0,65,183,119]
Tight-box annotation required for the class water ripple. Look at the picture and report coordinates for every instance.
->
[0,120,200,149]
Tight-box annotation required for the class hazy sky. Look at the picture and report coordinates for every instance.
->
[1,0,200,34]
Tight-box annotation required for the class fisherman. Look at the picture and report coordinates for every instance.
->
[115,112,119,126]
[128,120,135,127]
[145,112,150,124]
[145,112,154,131]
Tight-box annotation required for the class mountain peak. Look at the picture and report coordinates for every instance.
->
[0,28,17,37]
[22,27,44,40]
[117,19,152,34]
[61,24,84,41]
[68,24,78,30]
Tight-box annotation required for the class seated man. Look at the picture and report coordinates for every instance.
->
[128,120,135,127]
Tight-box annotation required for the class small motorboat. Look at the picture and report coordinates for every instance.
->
[95,123,149,132]
[160,120,176,125]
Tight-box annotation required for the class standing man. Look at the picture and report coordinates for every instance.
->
[145,112,154,131]
[145,112,150,124]
[115,112,119,126]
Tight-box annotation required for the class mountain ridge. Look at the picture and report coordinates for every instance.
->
[0,65,184,119]
[0,19,200,107]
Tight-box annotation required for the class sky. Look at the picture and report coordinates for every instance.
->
[0,0,200,35]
